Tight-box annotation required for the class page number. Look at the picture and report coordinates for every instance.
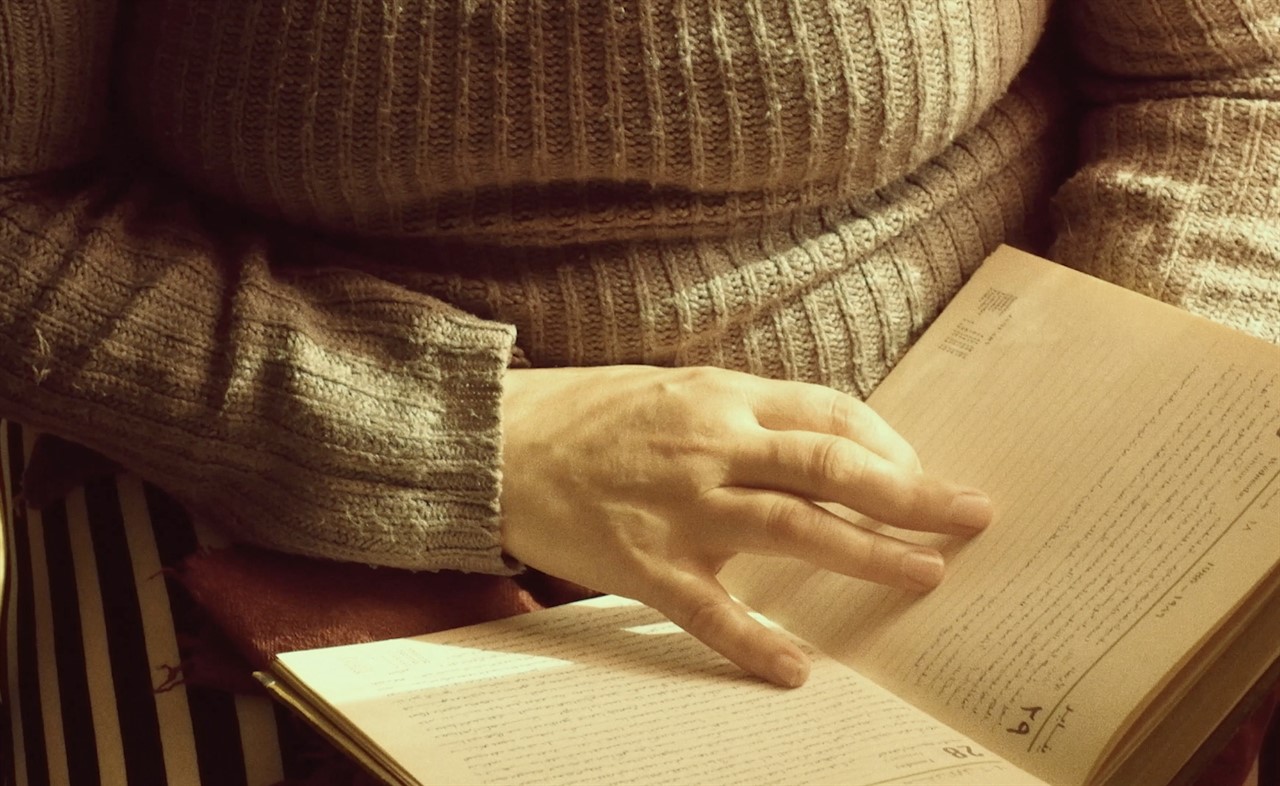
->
[942,746,985,760]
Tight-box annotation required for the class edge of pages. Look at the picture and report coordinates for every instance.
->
[255,671,416,786]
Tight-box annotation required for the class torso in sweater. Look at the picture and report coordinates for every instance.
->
[121,0,1053,244]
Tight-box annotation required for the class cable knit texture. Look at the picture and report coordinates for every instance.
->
[1,0,1277,570]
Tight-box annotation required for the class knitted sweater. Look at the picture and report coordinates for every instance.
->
[2,0,1278,572]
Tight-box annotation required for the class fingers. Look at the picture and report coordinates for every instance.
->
[746,378,921,472]
[643,571,810,688]
[731,429,993,535]
[706,487,948,591]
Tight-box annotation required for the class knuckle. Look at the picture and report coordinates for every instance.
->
[656,367,742,420]
[813,437,866,484]
[682,597,731,639]
[899,445,924,473]
[669,365,726,392]
[826,391,858,432]
[762,497,807,543]
[899,475,934,519]
[868,472,924,528]
[863,532,893,571]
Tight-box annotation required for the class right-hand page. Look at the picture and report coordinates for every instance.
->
[721,246,1280,786]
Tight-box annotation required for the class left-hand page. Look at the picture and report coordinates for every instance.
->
[272,596,1047,786]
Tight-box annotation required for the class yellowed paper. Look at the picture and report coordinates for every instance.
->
[275,596,1047,786]
[721,246,1280,785]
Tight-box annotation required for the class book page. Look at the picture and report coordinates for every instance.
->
[720,247,1280,786]
[275,596,1046,786]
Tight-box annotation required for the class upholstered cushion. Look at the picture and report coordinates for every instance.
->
[0,420,314,785]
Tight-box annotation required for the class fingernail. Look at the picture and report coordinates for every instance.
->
[903,550,945,590]
[949,491,993,532]
[774,652,809,688]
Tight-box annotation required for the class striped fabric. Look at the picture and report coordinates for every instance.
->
[0,420,319,786]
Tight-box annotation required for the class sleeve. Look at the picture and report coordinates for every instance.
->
[0,0,519,573]
[1050,0,1280,343]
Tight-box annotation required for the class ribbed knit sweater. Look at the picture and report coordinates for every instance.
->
[2,0,1278,572]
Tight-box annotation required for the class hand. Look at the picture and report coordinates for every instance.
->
[498,366,991,688]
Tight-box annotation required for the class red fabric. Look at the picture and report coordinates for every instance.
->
[1193,687,1280,786]
[173,545,572,676]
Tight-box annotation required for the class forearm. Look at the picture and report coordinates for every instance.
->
[1,170,518,571]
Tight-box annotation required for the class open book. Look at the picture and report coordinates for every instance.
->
[259,246,1280,786]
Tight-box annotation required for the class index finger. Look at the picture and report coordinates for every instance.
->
[746,377,922,473]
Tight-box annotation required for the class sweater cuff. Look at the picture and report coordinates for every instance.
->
[184,315,522,575]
